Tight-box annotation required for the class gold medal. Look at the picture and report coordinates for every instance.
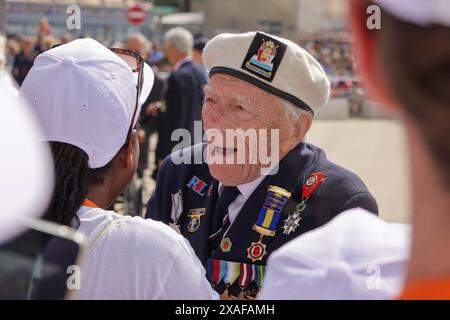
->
[220,237,233,253]
[187,208,206,233]
[246,240,267,262]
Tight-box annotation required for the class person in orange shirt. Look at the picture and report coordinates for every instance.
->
[349,0,450,299]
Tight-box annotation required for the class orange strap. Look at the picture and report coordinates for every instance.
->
[82,199,98,208]
[400,278,450,300]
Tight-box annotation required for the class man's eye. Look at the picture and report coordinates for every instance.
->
[205,97,216,104]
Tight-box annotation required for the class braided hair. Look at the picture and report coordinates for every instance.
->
[43,142,113,229]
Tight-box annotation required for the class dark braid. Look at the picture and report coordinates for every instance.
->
[43,142,89,228]
[43,129,130,228]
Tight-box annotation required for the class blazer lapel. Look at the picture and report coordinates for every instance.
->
[211,143,316,264]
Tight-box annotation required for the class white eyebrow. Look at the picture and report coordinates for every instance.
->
[202,85,252,107]
[232,94,252,107]
[202,85,213,95]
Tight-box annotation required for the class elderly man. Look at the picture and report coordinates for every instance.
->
[146,32,378,299]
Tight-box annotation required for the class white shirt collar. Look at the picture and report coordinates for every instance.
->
[219,175,266,201]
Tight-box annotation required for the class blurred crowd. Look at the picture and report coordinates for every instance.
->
[302,39,366,109]
[1,19,211,215]
[303,39,356,76]
[0,19,367,195]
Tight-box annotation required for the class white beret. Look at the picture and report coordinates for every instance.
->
[203,31,330,114]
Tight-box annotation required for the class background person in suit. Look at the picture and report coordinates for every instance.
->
[155,27,208,170]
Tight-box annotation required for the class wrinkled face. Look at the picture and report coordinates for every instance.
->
[202,74,298,186]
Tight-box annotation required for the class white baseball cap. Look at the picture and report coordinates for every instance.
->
[203,32,330,115]
[19,38,154,169]
[0,88,54,243]
[259,208,410,300]
[374,0,450,27]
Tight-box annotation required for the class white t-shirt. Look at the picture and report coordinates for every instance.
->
[70,205,218,300]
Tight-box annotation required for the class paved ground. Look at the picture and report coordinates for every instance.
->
[307,119,410,223]
[137,118,411,223]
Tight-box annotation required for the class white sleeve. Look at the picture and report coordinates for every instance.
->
[157,237,219,300]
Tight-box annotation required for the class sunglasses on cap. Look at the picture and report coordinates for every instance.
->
[109,47,144,143]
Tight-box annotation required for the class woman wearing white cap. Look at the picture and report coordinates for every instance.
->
[19,38,217,300]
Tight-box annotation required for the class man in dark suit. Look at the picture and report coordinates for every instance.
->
[146,31,378,299]
[155,27,208,168]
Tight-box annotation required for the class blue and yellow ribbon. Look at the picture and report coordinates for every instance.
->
[253,185,291,237]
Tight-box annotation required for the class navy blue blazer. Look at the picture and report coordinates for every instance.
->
[155,61,207,161]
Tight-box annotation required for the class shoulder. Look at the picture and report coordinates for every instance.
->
[77,206,187,260]
[307,144,369,193]
[159,143,210,179]
[100,215,187,258]
[306,143,379,214]
[173,61,206,80]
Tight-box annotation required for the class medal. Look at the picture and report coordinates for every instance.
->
[282,202,304,235]
[170,190,183,234]
[246,240,267,262]
[206,259,266,298]
[187,208,206,233]
[247,185,291,262]
[282,172,326,235]
[220,237,233,253]
[207,259,227,287]
[237,263,251,299]
[168,222,181,234]
[224,261,241,286]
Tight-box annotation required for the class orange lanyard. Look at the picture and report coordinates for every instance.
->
[82,199,98,208]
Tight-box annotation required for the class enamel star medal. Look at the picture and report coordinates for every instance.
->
[169,190,183,234]
[282,172,326,235]
[247,185,291,262]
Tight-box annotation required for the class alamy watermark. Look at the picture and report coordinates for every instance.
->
[366,264,382,290]
[66,5,82,30]
[170,121,280,175]
[367,4,381,30]
[66,265,81,290]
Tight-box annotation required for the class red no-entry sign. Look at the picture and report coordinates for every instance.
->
[127,5,147,25]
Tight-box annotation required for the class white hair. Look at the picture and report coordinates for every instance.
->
[164,27,193,55]
[127,32,152,53]
[282,99,313,123]
[281,99,313,142]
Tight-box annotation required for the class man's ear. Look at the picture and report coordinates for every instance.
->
[349,0,397,111]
